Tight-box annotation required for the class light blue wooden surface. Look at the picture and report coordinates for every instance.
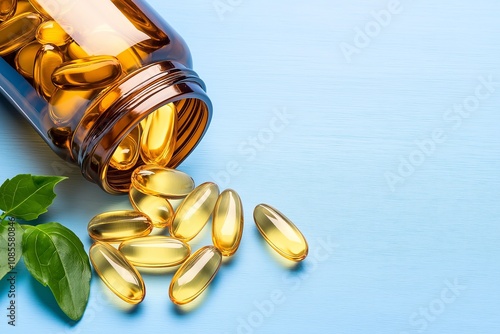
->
[1,0,500,333]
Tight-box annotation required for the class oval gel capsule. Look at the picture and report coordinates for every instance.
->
[129,186,174,228]
[88,210,153,242]
[169,246,222,305]
[34,44,64,99]
[67,41,89,59]
[52,56,123,89]
[253,204,308,262]
[0,12,42,56]
[36,20,71,47]
[170,182,220,242]
[90,242,145,304]
[119,236,190,268]
[212,189,244,256]
[0,0,17,22]
[110,126,141,171]
[140,103,178,166]
[131,165,195,199]
[14,41,41,78]
[49,88,97,126]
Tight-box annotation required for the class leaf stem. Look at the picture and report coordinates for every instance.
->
[0,212,8,225]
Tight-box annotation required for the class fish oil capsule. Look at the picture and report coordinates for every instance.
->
[253,204,309,262]
[131,165,195,199]
[140,103,178,166]
[36,20,71,47]
[52,56,123,90]
[170,182,220,242]
[49,88,97,126]
[67,41,89,59]
[119,236,190,268]
[212,189,244,256]
[0,0,16,22]
[90,242,145,304]
[169,246,222,305]
[0,12,42,56]
[88,210,153,243]
[129,186,174,228]
[14,41,40,79]
[14,0,35,15]
[110,126,141,171]
[34,44,64,100]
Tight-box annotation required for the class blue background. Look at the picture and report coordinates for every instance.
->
[1,0,500,333]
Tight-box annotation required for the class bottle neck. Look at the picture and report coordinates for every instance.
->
[74,61,212,194]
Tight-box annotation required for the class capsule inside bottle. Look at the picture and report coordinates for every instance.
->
[0,12,42,56]
[88,210,153,242]
[90,242,145,304]
[33,44,64,99]
[129,186,174,228]
[0,0,17,22]
[35,20,71,47]
[119,236,190,268]
[253,204,308,262]
[110,126,141,171]
[169,246,222,305]
[14,41,41,78]
[131,165,195,199]
[170,182,220,242]
[212,189,244,257]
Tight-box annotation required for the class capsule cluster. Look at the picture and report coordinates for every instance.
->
[0,0,168,155]
[88,164,309,306]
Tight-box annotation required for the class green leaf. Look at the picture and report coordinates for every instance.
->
[0,175,67,221]
[0,219,23,280]
[22,223,91,321]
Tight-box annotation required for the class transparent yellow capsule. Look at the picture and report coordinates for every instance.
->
[28,0,69,18]
[110,126,141,171]
[212,189,244,256]
[170,182,220,242]
[0,0,16,22]
[34,44,64,100]
[253,204,308,262]
[36,20,71,47]
[119,236,191,268]
[140,103,177,166]
[88,210,153,243]
[90,242,145,304]
[129,186,174,228]
[14,0,35,15]
[131,165,195,199]
[49,88,96,126]
[0,12,42,56]
[116,46,144,73]
[169,246,222,305]
[14,41,40,79]
[67,41,89,59]
[52,56,123,90]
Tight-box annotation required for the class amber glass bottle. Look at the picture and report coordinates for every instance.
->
[0,0,212,193]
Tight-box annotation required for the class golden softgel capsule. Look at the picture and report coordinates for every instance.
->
[140,103,178,166]
[49,88,97,126]
[88,210,153,242]
[253,204,308,262]
[212,189,244,256]
[35,20,71,47]
[119,236,190,268]
[169,246,222,305]
[14,41,40,78]
[33,44,64,99]
[0,12,42,56]
[90,242,145,304]
[110,126,141,171]
[129,186,174,228]
[131,165,195,199]
[170,182,219,242]
[0,0,16,22]
[52,56,123,90]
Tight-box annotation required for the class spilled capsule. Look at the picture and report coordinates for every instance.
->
[129,186,174,228]
[36,20,71,47]
[52,56,123,90]
[119,236,190,268]
[34,44,64,99]
[0,12,42,56]
[253,204,308,262]
[131,165,194,199]
[0,0,17,22]
[140,103,178,167]
[88,210,153,243]
[14,40,40,78]
[169,246,222,305]
[110,126,141,171]
[90,242,145,304]
[170,182,220,242]
[212,189,244,256]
